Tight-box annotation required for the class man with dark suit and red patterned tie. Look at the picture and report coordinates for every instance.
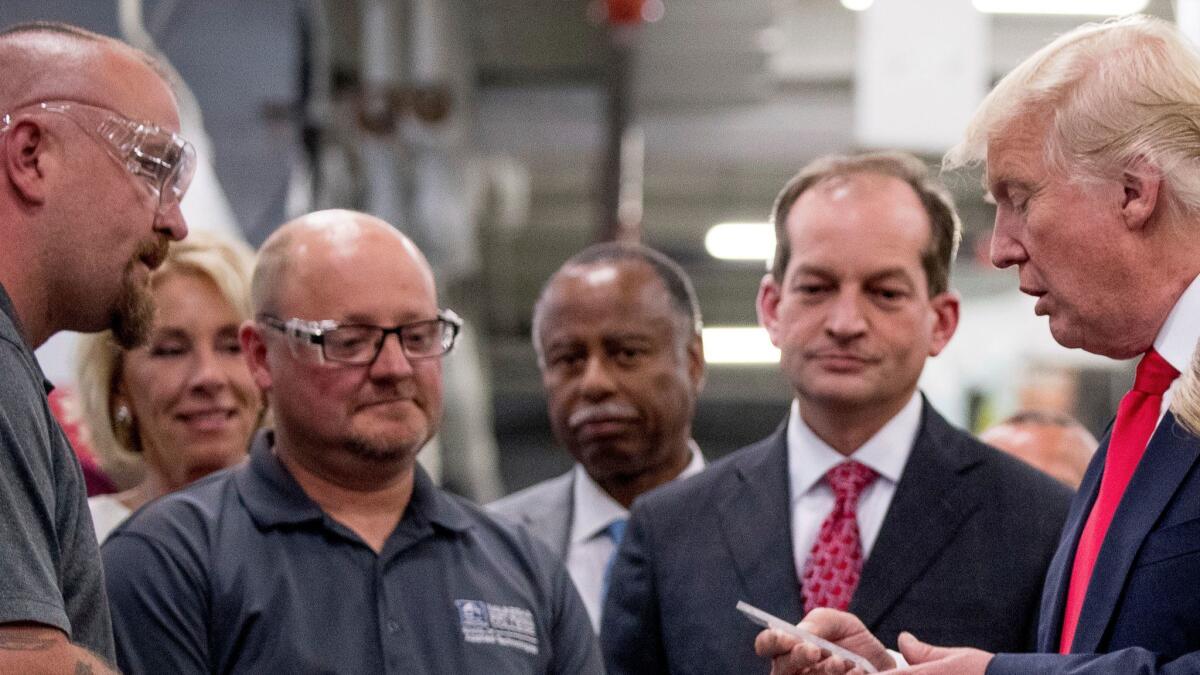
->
[599,151,1072,675]
[757,15,1200,675]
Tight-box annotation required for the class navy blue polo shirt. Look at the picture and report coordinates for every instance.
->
[103,430,602,674]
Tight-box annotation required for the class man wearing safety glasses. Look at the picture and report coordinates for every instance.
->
[0,21,192,675]
[102,210,602,674]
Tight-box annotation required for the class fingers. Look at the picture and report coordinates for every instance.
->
[771,649,858,675]
[813,655,862,675]
[756,628,801,658]
[758,629,855,675]
[754,629,830,663]
[799,608,865,641]
[898,632,947,665]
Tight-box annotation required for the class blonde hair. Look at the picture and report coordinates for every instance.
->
[945,15,1200,222]
[74,231,256,483]
[1175,343,1200,435]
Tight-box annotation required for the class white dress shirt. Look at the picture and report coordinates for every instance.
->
[1153,272,1200,418]
[566,443,705,631]
[787,392,923,582]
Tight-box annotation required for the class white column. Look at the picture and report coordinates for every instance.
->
[854,0,989,154]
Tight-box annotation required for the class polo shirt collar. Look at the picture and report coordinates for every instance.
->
[402,460,474,534]
[236,429,473,534]
[237,430,325,528]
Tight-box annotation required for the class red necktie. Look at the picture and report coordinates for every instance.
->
[802,460,878,613]
[1059,349,1179,653]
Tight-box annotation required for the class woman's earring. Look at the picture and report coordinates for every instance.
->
[113,402,140,452]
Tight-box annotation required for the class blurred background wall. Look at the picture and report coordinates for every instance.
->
[6,0,1177,499]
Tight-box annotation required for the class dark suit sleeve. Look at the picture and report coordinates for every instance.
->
[989,649,1200,674]
[600,506,669,675]
[103,531,210,675]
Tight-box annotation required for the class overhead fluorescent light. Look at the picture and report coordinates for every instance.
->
[702,326,780,365]
[705,222,775,261]
[972,0,1148,15]
[840,0,875,10]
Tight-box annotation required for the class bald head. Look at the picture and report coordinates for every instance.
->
[981,410,1097,489]
[241,210,446,487]
[0,22,170,114]
[252,209,435,317]
[0,22,185,348]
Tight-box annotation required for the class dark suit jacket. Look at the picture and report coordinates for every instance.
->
[989,412,1200,674]
[601,400,1072,675]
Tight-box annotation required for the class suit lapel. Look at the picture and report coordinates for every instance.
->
[717,423,805,622]
[851,403,984,630]
[1070,413,1200,652]
[1036,436,1107,652]
[520,472,575,558]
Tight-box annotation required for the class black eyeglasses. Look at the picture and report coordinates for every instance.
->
[258,309,463,365]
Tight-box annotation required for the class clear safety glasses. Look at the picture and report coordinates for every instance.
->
[0,100,196,215]
[258,309,464,365]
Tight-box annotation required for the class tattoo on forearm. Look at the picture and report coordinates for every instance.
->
[0,634,54,650]
[75,662,94,675]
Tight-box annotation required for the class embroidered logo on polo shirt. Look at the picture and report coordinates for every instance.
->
[455,599,539,656]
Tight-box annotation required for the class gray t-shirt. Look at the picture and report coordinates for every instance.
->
[0,284,114,659]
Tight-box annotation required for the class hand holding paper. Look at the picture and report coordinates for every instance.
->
[742,602,894,674]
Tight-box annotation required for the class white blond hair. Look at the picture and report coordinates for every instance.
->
[1175,343,1200,436]
[945,15,1200,221]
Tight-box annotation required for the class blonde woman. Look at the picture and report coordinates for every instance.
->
[76,231,262,542]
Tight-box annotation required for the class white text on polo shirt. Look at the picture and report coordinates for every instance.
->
[455,599,539,656]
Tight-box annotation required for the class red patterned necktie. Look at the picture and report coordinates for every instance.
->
[1059,348,1179,653]
[802,460,878,613]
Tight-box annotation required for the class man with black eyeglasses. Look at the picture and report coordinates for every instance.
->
[0,21,193,675]
[101,209,602,674]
